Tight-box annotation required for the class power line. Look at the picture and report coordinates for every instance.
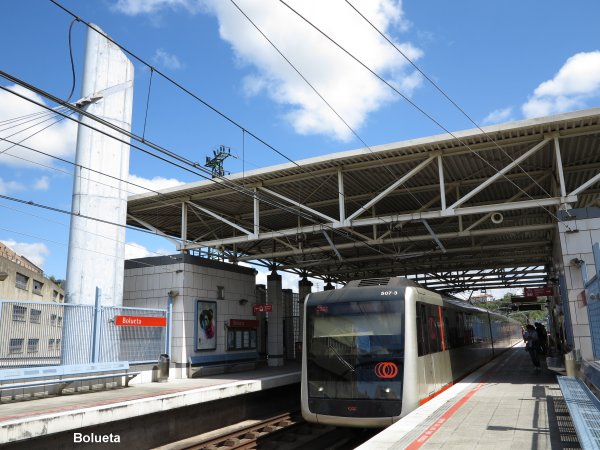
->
[0,76,388,261]
[228,0,431,256]
[277,0,570,229]
[343,0,555,203]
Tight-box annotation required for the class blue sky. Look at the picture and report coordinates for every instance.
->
[1,0,600,293]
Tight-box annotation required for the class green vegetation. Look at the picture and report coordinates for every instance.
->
[471,293,547,326]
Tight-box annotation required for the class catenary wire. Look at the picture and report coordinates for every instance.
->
[343,0,555,202]
[228,0,426,231]
[45,0,412,253]
[0,77,388,259]
[277,0,571,229]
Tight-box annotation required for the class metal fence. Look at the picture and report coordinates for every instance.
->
[0,298,169,369]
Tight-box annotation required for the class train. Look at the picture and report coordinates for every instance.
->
[301,277,522,428]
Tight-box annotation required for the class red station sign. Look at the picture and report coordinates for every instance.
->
[229,319,259,328]
[524,287,554,297]
[115,315,167,327]
[252,304,273,314]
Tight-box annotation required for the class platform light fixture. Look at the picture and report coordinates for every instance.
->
[239,298,248,306]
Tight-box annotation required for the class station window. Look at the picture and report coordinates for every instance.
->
[57,316,63,327]
[15,273,28,290]
[9,338,24,354]
[30,309,41,324]
[217,286,225,300]
[227,328,257,350]
[55,339,61,350]
[27,339,39,353]
[12,305,27,322]
[48,339,55,351]
[32,280,43,295]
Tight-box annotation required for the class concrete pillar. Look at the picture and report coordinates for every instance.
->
[298,277,313,345]
[554,209,599,360]
[267,271,284,367]
[62,24,134,365]
[65,24,134,307]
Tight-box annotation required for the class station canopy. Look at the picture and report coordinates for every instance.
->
[127,109,600,293]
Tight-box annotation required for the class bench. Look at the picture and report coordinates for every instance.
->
[187,352,259,378]
[557,376,600,450]
[0,362,140,397]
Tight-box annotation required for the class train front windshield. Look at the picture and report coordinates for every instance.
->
[306,298,404,415]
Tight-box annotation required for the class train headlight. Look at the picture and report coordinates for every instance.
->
[385,388,390,393]
[318,386,324,392]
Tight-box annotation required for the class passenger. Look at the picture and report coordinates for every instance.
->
[523,324,541,371]
[534,322,548,355]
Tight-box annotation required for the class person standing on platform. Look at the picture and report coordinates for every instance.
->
[534,322,548,355]
[523,324,541,371]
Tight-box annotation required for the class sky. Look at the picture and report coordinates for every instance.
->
[1,0,600,296]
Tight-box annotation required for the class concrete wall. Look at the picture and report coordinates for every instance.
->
[123,254,257,377]
[0,256,64,302]
[555,214,599,360]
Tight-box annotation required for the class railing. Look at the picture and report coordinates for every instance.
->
[0,297,169,369]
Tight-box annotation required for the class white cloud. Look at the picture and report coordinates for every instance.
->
[124,241,173,259]
[127,174,185,195]
[1,239,49,268]
[114,0,422,142]
[153,49,184,70]
[0,84,77,169]
[113,0,200,15]
[33,176,50,190]
[482,107,513,125]
[0,177,25,194]
[522,51,600,118]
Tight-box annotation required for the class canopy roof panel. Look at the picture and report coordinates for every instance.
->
[127,108,600,292]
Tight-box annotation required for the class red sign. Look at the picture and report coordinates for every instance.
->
[524,287,554,297]
[252,304,273,314]
[229,319,259,328]
[115,315,166,327]
[374,362,399,379]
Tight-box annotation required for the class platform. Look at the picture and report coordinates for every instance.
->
[359,346,581,449]
[0,363,300,444]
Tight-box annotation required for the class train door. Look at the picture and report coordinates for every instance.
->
[426,305,443,394]
[417,302,436,399]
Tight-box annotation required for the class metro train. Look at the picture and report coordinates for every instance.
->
[301,277,522,428]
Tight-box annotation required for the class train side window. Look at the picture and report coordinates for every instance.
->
[444,317,451,349]
[427,305,439,353]
[417,303,429,356]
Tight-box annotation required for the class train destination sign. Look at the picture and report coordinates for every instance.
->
[252,304,273,314]
[115,315,167,327]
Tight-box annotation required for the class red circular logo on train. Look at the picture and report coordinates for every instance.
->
[374,362,398,379]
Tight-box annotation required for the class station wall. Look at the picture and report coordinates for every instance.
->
[555,211,600,360]
[123,254,258,377]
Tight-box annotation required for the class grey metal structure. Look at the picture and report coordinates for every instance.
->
[127,109,600,292]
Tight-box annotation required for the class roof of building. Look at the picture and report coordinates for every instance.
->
[127,108,600,292]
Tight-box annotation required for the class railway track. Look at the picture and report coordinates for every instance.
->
[154,411,376,450]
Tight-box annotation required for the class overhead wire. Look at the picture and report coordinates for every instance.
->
[0,82,365,273]
[343,0,556,204]
[0,75,388,266]
[277,0,570,230]
[228,0,426,253]
[45,0,391,257]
